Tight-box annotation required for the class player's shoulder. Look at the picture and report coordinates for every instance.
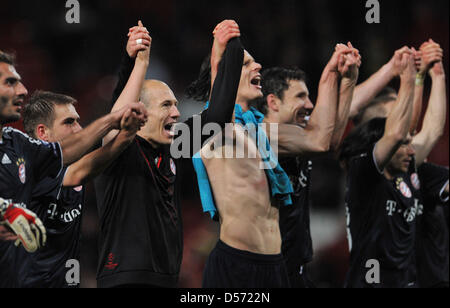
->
[2,127,48,147]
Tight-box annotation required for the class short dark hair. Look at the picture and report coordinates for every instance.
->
[0,50,15,66]
[23,90,77,138]
[253,66,307,115]
[339,117,387,166]
[185,53,212,102]
[353,87,397,126]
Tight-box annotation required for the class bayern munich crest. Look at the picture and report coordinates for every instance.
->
[410,173,420,190]
[16,158,26,184]
[396,178,412,198]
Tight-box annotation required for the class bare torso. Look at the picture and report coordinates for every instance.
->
[202,124,281,254]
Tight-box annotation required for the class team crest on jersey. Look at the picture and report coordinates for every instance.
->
[396,178,412,198]
[170,158,176,175]
[16,158,26,184]
[410,173,420,190]
[73,185,83,192]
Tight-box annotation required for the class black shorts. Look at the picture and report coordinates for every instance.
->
[287,264,316,288]
[202,240,290,288]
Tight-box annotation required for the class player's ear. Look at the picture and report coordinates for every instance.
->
[35,124,50,141]
[266,94,280,113]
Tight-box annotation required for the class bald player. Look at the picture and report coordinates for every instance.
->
[95,21,244,288]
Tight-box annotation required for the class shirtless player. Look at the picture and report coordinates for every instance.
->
[192,20,353,288]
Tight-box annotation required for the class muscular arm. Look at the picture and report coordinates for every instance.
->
[330,43,361,150]
[278,47,362,157]
[104,22,150,145]
[350,47,412,119]
[203,37,243,127]
[412,63,447,166]
[182,33,244,156]
[63,129,136,187]
[111,52,135,106]
[275,67,340,157]
[59,112,121,166]
[330,78,358,150]
[64,104,145,187]
[374,53,416,170]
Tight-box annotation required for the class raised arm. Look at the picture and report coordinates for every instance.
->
[204,31,243,126]
[412,42,446,166]
[374,49,416,170]
[63,108,144,186]
[330,42,361,150]
[350,46,411,118]
[59,102,147,166]
[210,20,241,95]
[104,20,151,144]
[276,47,347,157]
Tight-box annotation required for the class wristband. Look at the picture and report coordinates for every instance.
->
[415,73,425,86]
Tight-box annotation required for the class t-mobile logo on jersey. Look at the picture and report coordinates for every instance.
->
[386,200,397,216]
[365,259,380,285]
[65,259,80,286]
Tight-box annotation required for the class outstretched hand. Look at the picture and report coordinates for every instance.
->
[389,46,416,78]
[417,39,443,75]
[126,20,152,61]
[335,42,361,81]
[120,101,148,133]
[397,48,417,82]
[112,102,148,130]
[211,20,241,71]
[326,43,356,75]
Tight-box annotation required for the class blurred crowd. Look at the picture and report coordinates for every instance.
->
[1,0,448,287]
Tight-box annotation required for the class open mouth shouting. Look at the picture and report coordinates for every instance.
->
[250,74,262,90]
[163,121,176,138]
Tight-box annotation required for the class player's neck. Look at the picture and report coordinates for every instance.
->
[0,124,3,141]
[263,113,279,124]
[384,167,401,181]
[235,99,249,112]
[137,131,162,150]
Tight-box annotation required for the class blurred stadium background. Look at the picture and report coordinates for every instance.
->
[1,0,448,288]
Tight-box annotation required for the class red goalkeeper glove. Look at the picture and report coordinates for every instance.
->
[0,198,47,252]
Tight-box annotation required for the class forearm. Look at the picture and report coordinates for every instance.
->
[111,51,135,106]
[205,38,243,126]
[104,56,148,144]
[63,130,135,186]
[306,68,340,152]
[385,77,415,140]
[111,58,148,113]
[422,75,447,136]
[350,62,394,118]
[410,79,424,134]
[60,113,117,165]
[413,75,447,165]
[330,78,357,150]
[374,79,415,170]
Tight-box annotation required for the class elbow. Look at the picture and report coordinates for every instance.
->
[64,173,84,188]
[434,126,445,140]
[310,140,330,154]
[387,131,407,146]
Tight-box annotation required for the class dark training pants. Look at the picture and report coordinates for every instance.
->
[202,240,290,288]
